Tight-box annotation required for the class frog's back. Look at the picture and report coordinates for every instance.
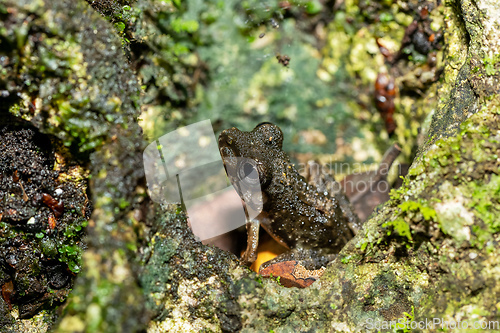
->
[261,162,354,253]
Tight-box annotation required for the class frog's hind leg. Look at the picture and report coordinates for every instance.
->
[241,219,260,266]
[304,160,361,234]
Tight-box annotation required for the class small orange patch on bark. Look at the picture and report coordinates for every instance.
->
[247,236,287,273]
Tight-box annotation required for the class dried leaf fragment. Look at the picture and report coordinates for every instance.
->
[1,281,14,310]
[259,260,325,288]
[42,193,64,218]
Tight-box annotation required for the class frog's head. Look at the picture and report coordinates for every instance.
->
[218,122,285,190]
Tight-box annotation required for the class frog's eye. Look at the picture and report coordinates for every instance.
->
[254,122,283,149]
[238,160,260,185]
[237,159,268,186]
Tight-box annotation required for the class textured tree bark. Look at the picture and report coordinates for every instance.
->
[0,0,499,332]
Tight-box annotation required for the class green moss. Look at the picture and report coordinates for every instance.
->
[358,105,499,260]
[468,174,500,230]
[341,254,353,264]
[58,243,82,273]
[114,21,126,32]
[41,238,58,258]
[399,200,437,221]
[2,0,498,330]
[482,54,500,76]
[305,0,322,14]
[1,1,140,154]
[392,306,414,333]
[383,217,412,242]
[381,200,436,242]
[356,226,384,253]
[140,233,179,316]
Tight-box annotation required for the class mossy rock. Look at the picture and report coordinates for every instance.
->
[1,0,500,332]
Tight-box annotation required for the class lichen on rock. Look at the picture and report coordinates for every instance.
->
[1,0,500,332]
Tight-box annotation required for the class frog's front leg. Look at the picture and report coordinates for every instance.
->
[241,219,260,266]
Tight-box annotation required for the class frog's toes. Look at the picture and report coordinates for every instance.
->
[240,250,258,267]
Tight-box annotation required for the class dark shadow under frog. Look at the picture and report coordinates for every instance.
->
[218,122,360,268]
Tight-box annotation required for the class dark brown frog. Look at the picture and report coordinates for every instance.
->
[218,122,359,267]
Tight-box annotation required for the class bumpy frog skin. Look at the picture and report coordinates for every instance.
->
[218,123,356,266]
